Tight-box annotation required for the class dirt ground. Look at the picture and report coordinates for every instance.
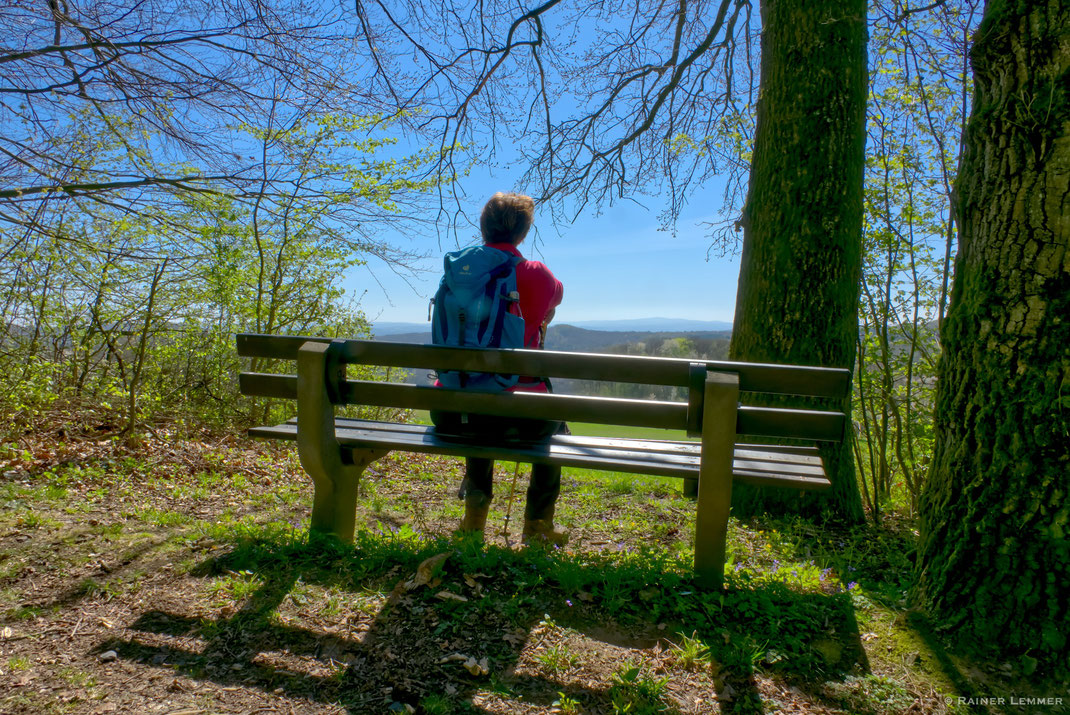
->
[0,420,1051,714]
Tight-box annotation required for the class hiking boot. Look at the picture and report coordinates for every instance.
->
[521,518,569,546]
[459,491,490,535]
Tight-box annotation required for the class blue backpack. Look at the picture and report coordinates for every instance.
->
[430,245,525,390]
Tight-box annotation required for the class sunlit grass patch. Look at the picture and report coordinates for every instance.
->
[7,605,43,620]
[6,655,31,671]
[91,521,124,538]
[667,631,711,672]
[823,674,922,715]
[75,577,126,601]
[56,665,97,688]
[534,641,580,675]
[608,660,674,714]
[41,484,68,501]
[204,569,264,607]
[15,511,58,529]
[134,508,191,527]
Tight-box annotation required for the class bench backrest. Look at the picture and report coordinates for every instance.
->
[236,334,850,443]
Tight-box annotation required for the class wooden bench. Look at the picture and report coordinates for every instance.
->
[236,334,849,588]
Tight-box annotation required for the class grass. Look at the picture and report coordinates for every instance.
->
[534,642,580,675]
[7,655,31,671]
[608,661,674,714]
[0,416,1061,715]
[669,631,711,671]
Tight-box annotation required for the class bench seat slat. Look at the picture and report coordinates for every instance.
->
[250,419,831,491]
[330,419,824,469]
[333,417,703,454]
[334,419,827,477]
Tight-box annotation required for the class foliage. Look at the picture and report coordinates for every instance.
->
[0,111,441,432]
[853,0,982,522]
[608,661,673,714]
[0,0,382,238]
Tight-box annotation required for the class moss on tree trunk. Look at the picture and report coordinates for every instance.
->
[730,0,868,523]
[915,0,1070,665]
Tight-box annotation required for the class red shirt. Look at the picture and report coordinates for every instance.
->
[487,242,564,349]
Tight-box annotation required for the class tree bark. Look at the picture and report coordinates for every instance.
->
[915,0,1069,663]
[729,0,868,523]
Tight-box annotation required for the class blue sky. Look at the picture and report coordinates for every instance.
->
[334,4,752,328]
[348,179,743,327]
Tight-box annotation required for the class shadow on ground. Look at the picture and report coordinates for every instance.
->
[96,532,869,713]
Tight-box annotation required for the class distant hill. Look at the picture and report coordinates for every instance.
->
[545,325,731,353]
[373,322,433,336]
[564,318,732,332]
[372,317,732,337]
[372,324,731,354]
[377,331,432,343]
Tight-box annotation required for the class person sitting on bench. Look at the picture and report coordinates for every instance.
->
[431,192,567,545]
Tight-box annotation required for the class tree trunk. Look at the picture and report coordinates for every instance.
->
[915,0,1069,663]
[729,0,868,523]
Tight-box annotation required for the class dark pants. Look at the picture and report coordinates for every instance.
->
[430,411,565,521]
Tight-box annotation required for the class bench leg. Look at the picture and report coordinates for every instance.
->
[693,372,740,589]
[297,341,388,543]
[682,477,698,499]
[306,448,387,542]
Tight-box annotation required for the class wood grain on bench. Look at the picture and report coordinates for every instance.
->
[252,418,831,490]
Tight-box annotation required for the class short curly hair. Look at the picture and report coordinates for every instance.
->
[480,192,535,245]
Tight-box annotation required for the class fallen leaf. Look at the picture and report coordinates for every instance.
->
[463,656,489,676]
[435,591,468,602]
[407,552,450,590]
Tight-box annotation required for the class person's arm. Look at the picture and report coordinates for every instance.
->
[539,307,556,348]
